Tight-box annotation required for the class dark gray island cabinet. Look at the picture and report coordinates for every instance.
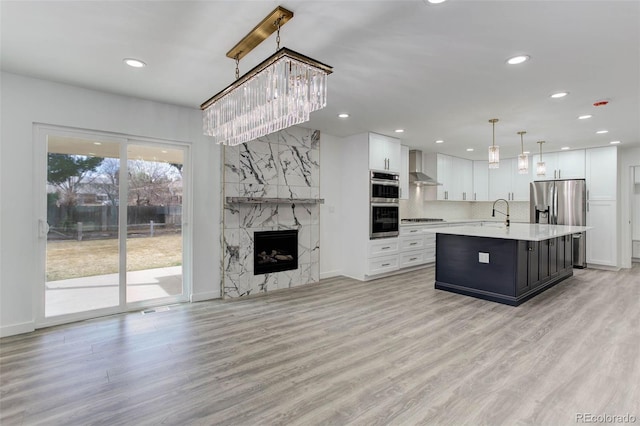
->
[432,224,591,306]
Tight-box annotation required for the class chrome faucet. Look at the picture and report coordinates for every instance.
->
[492,198,510,227]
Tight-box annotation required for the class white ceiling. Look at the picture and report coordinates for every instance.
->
[2,0,639,160]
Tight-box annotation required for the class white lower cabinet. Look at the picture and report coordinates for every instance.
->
[399,250,425,268]
[586,200,617,267]
[367,254,400,275]
[367,238,399,275]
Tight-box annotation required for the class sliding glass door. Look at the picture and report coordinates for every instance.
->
[39,127,189,324]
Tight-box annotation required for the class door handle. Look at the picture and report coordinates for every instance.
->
[38,219,50,238]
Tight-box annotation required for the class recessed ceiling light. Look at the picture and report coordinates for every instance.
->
[561,147,570,150]
[93,142,102,145]
[578,114,592,120]
[395,129,405,133]
[161,150,168,153]
[123,58,146,68]
[550,92,569,99]
[435,140,444,144]
[610,140,621,145]
[337,113,349,118]
[596,130,609,134]
[88,152,96,156]
[427,0,447,3]
[523,151,531,154]
[466,148,474,152]
[506,55,530,65]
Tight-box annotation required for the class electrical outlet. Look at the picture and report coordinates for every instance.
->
[479,252,490,264]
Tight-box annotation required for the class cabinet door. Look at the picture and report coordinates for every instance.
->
[369,133,400,172]
[369,133,388,171]
[386,137,401,173]
[473,161,489,201]
[488,158,512,200]
[457,157,474,201]
[557,150,585,179]
[400,145,409,200]
[437,154,452,200]
[586,200,617,266]
[586,146,617,201]
[511,157,532,201]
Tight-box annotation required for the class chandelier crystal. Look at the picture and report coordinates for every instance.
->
[200,6,332,146]
[536,140,546,176]
[488,118,499,169]
[517,130,528,174]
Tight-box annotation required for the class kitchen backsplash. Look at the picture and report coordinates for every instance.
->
[400,185,530,222]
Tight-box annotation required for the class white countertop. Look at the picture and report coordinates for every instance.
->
[424,223,591,241]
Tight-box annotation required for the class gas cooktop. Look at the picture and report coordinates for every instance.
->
[401,218,445,223]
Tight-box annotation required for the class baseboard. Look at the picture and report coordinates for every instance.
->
[320,270,342,280]
[587,264,621,272]
[190,290,220,303]
[1,321,35,338]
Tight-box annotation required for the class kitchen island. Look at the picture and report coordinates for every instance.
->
[430,223,591,306]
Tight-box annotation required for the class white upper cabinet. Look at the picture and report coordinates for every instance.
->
[488,158,513,201]
[585,146,617,201]
[556,150,585,179]
[369,133,401,173]
[487,157,532,201]
[433,153,472,201]
[532,150,585,181]
[472,160,489,201]
[400,145,409,200]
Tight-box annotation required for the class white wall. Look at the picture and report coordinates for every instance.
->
[618,146,640,268]
[0,72,221,336]
[319,133,344,278]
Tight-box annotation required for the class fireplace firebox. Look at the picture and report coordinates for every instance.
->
[254,230,298,275]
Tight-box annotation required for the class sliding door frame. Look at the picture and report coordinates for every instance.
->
[34,124,192,329]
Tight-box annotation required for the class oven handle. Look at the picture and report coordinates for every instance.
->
[371,179,400,186]
[371,202,400,208]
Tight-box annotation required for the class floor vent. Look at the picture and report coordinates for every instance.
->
[141,306,171,315]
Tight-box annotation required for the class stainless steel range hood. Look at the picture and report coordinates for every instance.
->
[409,150,442,186]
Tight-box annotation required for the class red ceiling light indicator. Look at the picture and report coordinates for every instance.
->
[593,100,609,107]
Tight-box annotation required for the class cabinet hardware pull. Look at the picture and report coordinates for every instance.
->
[474,193,477,201]
[409,257,417,261]
[410,230,417,233]
[410,242,417,245]
[381,246,390,250]
[382,263,390,267]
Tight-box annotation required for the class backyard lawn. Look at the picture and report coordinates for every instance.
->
[46,234,182,281]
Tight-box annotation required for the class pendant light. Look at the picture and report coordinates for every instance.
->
[536,141,546,176]
[488,118,499,169]
[517,131,528,174]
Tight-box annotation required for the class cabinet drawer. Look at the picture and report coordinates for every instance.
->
[399,250,426,268]
[368,239,399,257]
[400,235,424,251]
[400,226,424,236]
[367,255,399,275]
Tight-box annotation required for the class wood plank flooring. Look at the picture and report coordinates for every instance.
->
[1,265,639,425]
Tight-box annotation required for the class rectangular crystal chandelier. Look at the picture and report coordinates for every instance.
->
[200,6,333,146]
[201,48,332,146]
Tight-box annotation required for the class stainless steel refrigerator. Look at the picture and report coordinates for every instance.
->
[530,179,587,268]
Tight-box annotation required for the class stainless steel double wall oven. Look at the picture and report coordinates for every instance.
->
[370,171,400,239]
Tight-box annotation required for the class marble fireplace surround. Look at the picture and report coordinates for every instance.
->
[222,126,321,297]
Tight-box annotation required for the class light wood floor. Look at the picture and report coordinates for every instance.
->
[2,265,639,425]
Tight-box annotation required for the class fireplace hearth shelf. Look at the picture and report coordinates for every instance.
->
[226,197,325,204]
